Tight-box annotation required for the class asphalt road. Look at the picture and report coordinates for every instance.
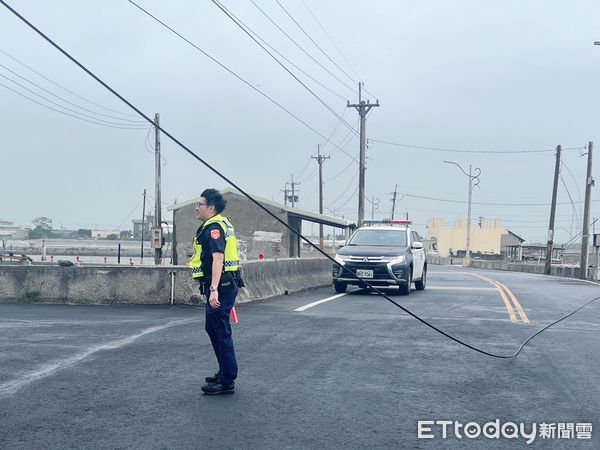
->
[0,266,599,449]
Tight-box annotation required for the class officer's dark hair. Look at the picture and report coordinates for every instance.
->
[201,188,227,213]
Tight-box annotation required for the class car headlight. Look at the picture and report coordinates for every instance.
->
[334,254,347,265]
[389,255,406,264]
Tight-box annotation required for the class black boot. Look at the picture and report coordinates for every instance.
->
[202,383,235,395]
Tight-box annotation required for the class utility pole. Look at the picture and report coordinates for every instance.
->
[370,196,379,221]
[312,145,330,249]
[154,113,162,265]
[545,145,561,275]
[444,160,481,261]
[580,141,594,279]
[348,82,379,227]
[466,164,473,259]
[285,175,300,207]
[141,188,146,263]
[281,186,289,206]
[391,184,398,220]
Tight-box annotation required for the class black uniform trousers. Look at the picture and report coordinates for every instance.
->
[204,282,238,387]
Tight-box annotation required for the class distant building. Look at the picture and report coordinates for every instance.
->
[428,217,525,258]
[132,214,154,240]
[167,188,354,265]
[0,220,28,240]
[502,231,526,260]
[91,229,120,239]
[505,244,565,263]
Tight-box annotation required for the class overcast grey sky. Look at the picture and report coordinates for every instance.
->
[2,0,600,244]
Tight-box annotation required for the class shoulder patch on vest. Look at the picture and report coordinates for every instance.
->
[210,229,221,239]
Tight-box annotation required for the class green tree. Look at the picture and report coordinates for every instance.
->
[29,226,51,239]
[77,229,92,238]
[31,216,52,231]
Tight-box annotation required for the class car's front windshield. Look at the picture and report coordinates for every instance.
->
[347,229,408,247]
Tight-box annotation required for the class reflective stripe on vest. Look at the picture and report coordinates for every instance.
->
[189,214,239,279]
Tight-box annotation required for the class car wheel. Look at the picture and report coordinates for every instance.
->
[334,282,347,293]
[399,268,411,295]
[415,266,426,291]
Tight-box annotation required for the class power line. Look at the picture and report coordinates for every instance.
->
[114,198,143,230]
[298,0,360,81]
[328,170,358,208]
[294,157,313,181]
[369,139,586,155]
[273,0,357,86]
[211,0,358,136]
[503,218,584,223]
[560,158,583,211]
[323,157,355,184]
[296,0,377,100]
[0,81,149,130]
[0,72,149,128]
[401,192,600,206]
[336,185,359,210]
[323,118,358,155]
[297,165,318,184]
[127,0,356,159]
[0,47,141,119]
[249,0,356,94]
[217,1,347,101]
[144,125,167,165]
[559,171,578,235]
[317,107,349,148]
[0,63,147,125]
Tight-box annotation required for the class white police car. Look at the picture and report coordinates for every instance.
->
[332,220,427,295]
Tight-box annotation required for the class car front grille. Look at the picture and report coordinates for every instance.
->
[347,256,386,262]
[339,262,391,279]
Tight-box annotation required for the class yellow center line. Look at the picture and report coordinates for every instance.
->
[495,280,530,324]
[468,273,518,323]
[434,270,530,323]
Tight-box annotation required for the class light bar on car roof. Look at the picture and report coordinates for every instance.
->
[363,219,412,226]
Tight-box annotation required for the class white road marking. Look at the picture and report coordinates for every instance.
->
[434,271,471,275]
[0,318,198,397]
[294,286,496,312]
[426,286,497,291]
[295,293,348,312]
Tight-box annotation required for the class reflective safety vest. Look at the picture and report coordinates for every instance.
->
[189,213,239,279]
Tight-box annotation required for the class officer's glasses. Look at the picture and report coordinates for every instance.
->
[196,202,209,208]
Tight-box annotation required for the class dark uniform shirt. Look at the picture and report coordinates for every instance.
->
[197,222,226,282]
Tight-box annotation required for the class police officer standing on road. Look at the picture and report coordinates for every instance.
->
[189,189,243,395]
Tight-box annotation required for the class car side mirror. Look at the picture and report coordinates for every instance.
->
[411,241,424,250]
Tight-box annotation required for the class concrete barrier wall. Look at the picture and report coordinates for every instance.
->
[0,258,332,305]
[469,260,582,278]
[427,256,464,266]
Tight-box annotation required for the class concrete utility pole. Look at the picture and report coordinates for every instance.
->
[545,145,561,275]
[286,175,300,207]
[281,186,289,206]
[154,113,162,265]
[580,141,594,279]
[391,184,398,220]
[347,82,379,227]
[312,145,330,249]
[370,196,379,221]
[141,188,146,262]
[444,161,481,261]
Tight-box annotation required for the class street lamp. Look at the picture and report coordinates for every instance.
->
[444,160,481,260]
